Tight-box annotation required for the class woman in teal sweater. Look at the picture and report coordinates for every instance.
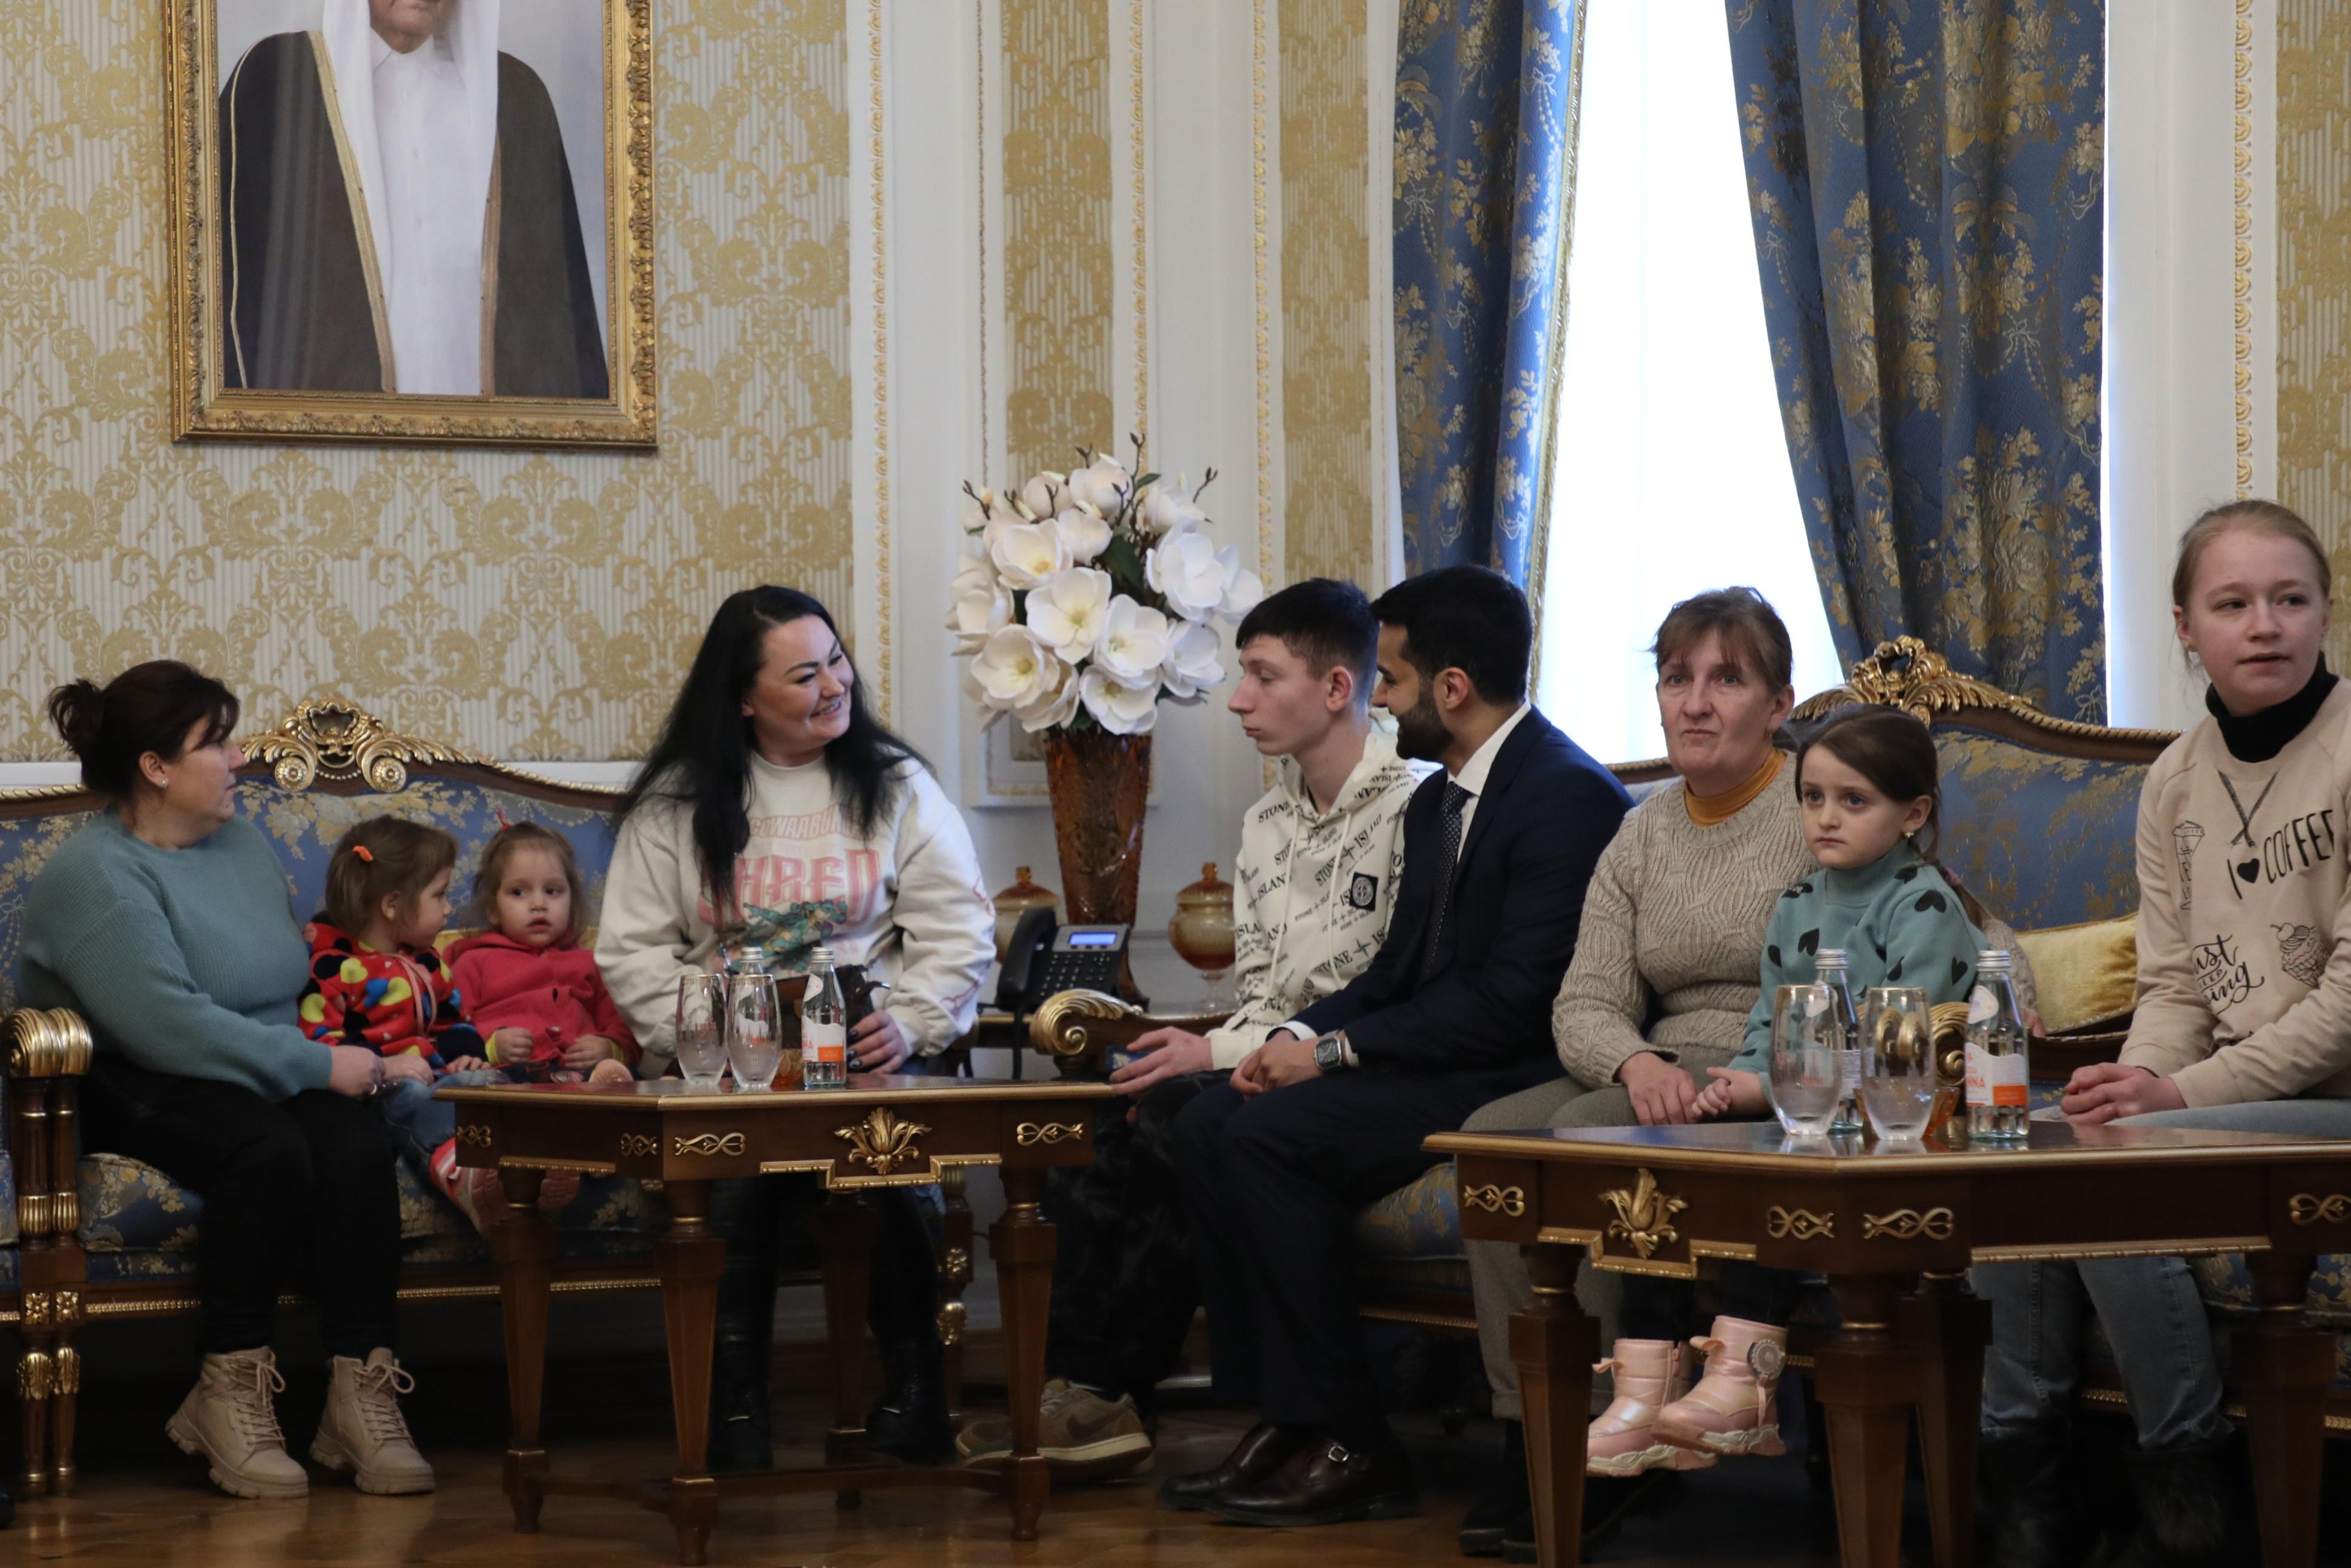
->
[20,664,430,1501]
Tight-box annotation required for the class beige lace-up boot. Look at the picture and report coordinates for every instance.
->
[1584,1339,1717,1476]
[1652,1316,1790,1458]
[311,1349,436,1494]
[165,1346,309,1498]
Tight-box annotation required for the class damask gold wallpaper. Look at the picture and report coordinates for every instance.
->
[1279,0,1377,587]
[4,0,850,760]
[2279,0,2351,669]
[1002,0,1117,479]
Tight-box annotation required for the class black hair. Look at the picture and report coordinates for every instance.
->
[616,587,926,920]
[47,661,241,802]
[1234,577,1379,699]
[1369,564,1532,705]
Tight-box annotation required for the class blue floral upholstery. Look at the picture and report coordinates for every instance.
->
[1932,732,2148,929]
[1353,1162,1462,1285]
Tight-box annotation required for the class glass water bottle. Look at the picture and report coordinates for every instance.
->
[1814,948,1865,1134]
[801,946,850,1090]
[1965,950,2030,1141]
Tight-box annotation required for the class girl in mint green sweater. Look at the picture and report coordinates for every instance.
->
[1697,705,1986,1117]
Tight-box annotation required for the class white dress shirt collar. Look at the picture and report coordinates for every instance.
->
[1449,701,1533,801]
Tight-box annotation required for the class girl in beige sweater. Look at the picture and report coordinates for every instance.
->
[1976,502,2347,1565]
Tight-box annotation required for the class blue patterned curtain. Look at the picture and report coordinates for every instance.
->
[1726,0,2106,719]
[1393,0,1583,583]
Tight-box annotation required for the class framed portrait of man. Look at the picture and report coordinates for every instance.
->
[165,0,655,447]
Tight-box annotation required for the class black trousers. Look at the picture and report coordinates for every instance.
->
[1620,1261,1800,1343]
[1176,1059,1561,1436]
[84,1066,401,1359]
[1040,1069,1219,1409]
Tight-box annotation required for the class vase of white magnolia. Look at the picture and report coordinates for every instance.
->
[948,439,1261,988]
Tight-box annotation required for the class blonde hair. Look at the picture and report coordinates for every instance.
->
[2172,499,2331,608]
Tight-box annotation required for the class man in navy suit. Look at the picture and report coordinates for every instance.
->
[1164,565,1633,1526]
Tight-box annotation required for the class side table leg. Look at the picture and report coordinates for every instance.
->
[2237,1250,2328,1568]
[990,1166,1055,1542]
[1510,1243,1596,1568]
[490,1165,555,1534]
[814,1192,879,1487]
[1815,1276,1918,1568]
[658,1179,724,1566]
[1899,1271,1989,1568]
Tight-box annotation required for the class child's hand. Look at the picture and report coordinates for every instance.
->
[380,1052,435,1086]
[1697,1067,1768,1119]
[489,1027,536,1060]
[564,1035,621,1071]
[445,1056,489,1073]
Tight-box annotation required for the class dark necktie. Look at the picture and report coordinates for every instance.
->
[1424,783,1471,966]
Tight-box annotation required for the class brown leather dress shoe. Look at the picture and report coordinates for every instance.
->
[1203,1437,1419,1527]
[1158,1422,1313,1512]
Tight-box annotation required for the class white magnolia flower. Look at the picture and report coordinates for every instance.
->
[1018,471,1066,521]
[970,626,1063,711]
[1081,666,1159,735]
[1066,454,1132,515]
[947,569,1013,653]
[1145,528,1236,622]
[1050,505,1113,564]
[1159,621,1226,701]
[1093,596,1175,688]
[1219,557,1265,619]
[1017,659,1082,733]
[989,520,1070,590]
[1025,567,1114,661]
[1137,483,1207,537]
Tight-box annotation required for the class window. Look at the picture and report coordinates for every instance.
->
[1533,0,1842,764]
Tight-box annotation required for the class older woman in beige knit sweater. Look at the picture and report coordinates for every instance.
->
[1455,588,1812,1560]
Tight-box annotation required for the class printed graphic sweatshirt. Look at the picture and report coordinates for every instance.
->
[2122,667,2351,1105]
[597,754,995,1068]
[1730,844,1987,1073]
[1205,729,1431,1067]
[298,920,485,1070]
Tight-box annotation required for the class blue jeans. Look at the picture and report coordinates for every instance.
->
[1975,1096,2351,1451]
[375,1069,509,1172]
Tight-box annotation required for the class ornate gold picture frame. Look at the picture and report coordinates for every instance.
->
[164,0,655,448]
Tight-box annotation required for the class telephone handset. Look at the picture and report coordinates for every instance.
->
[996,908,1131,1015]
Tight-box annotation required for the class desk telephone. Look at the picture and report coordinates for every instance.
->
[996,907,1131,1014]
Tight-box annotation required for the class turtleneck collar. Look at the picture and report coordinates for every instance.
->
[2207,657,2338,764]
[1816,840,1925,905]
[1685,748,1785,827]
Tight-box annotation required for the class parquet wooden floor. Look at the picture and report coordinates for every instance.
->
[9,1382,1865,1567]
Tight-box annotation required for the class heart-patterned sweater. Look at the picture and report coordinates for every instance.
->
[2123,678,2351,1105]
[1729,844,1987,1074]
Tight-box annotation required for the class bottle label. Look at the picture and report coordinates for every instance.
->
[804,1019,847,1066]
[1966,984,1998,1025]
[1965,1041,2028,1107]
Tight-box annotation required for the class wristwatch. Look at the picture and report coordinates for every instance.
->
[1312,1031,1350,1072]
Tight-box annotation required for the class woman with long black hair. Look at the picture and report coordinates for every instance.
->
[599,587,995,1467]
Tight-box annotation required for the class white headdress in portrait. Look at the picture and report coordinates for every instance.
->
[321,0,500,390]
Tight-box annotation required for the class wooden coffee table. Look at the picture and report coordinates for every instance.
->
[1425,1120,2351,1568]
[438,1074,1116,1564]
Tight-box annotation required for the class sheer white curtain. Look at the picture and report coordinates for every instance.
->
[1533,0,1842,765]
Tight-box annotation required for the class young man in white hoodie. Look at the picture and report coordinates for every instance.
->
[958,578,1428,1476]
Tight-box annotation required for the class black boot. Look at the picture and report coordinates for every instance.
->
[1979,1424,2098,1568]
[708,1177,779,1473]
[1458,1421,1528,1557]
[2105,1432,2254,1568]
[865,1337,956,1464]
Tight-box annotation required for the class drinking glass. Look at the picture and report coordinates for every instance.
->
[1768,983,1842,1138]
[675,974,729,1090]
[725,974,785,1092]
[1860,986,1938,1140]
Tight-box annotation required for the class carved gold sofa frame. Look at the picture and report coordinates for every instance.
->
[0,702,977,1497]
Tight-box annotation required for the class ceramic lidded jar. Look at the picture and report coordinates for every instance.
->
[992,865,1060,962]
[1167,861,1237,984]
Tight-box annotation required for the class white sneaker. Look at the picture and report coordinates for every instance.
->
[165,1347,309,1498]
[310,1349,435,1494]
